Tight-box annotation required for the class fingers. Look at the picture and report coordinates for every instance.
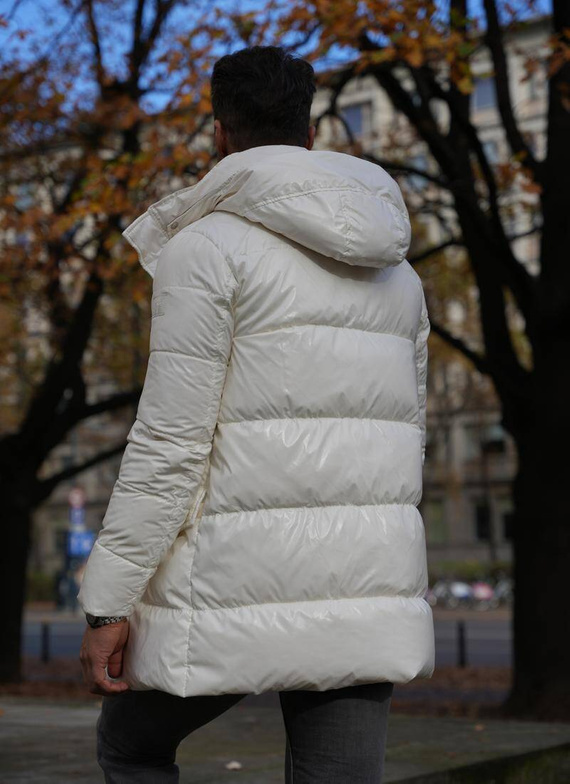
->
[80,631,129,696]
[89,676,130,696]
[81,656,129,695]
[107,649,123,679]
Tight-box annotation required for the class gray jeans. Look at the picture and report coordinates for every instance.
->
[97,681,394,783]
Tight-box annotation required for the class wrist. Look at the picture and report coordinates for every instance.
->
[85,613,128,629]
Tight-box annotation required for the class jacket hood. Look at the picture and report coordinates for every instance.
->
[123,145,411,278]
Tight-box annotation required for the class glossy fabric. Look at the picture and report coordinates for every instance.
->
[79,145,435,697]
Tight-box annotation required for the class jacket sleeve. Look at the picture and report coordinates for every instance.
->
[415,289,430,466]
[78,231,237,617]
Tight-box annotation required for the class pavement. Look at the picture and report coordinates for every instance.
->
[2,694,570,783]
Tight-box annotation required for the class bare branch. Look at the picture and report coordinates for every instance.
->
[313,65,357,136]
[317,94,450,188]
[34,442,127,504]
[361,152,450,188]
[4,0,25,22]
[77,389,142,421]
[19,268,104,458]
[429,319,490,375]
[85,0,105,88]
[482,0,540,180]
[373,60,536,330]
[130,0,176,83]
[134,0,146,43]
[409,238,465,265]
[283,23,320,54]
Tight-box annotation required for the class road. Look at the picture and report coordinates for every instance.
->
[23,608,512,668]
[434,614,511,667]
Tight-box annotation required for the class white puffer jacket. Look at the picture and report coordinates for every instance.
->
[79,144,435,697]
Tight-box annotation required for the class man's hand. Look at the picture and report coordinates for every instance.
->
[80,620,130,696]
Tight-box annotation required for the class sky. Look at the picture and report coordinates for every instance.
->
[0,0,552,113]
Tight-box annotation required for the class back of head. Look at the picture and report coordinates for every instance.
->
[211,46,316,151]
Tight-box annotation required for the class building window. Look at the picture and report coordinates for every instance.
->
[424,429,438,462]
[482,140,500,165]
[475,502,491,541]
[503,511,514,540]
[496,496,514,541]
[481,423,506,454]
[423,499,448,545]
[340,102,372,139]
[528,64,543,101]
[408,154,429,189]
[463,424,481,461]
[472,77,496,111]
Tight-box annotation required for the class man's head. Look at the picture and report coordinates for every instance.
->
[211,46,316,158]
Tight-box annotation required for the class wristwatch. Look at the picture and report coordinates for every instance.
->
[86,613,127,629]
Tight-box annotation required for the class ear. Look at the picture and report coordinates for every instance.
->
[214,119,229,159]
[306,125,316,150]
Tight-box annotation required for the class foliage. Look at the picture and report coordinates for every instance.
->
[0,1,223,439]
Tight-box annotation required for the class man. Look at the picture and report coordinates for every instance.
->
[79,45,434,783]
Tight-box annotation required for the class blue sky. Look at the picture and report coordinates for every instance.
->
[0,0,552,113]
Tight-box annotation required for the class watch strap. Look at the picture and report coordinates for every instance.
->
[86,613,127,628]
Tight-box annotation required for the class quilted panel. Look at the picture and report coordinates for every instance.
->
[190,504,428,611]
[205,417,423,516]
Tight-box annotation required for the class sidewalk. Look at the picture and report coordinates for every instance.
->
[1,695,570,783]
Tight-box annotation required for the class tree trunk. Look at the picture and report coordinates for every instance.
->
[504,337,570,720]
[0,490,32,682]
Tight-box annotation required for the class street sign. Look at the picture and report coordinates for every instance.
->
[67,530,95,558]
[69,506,86,530]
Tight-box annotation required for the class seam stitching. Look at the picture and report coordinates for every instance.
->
[340,191,354,261]
[162,169,244,227]
[384,200,408,259]
[233,323,415,343]
[138,592,427,614]
[178,593,427,615]
[114,478,187,501]
[186,230,240,289]
[129,418,209,451]
[202,501,421,519]
[217,415,420,427]
[183,288,231,697]
[96,541,154,572]
[243,185,369,212]
[154,283,212,295]
[150,348,221,363]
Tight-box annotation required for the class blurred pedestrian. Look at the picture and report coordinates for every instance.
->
[79,45,433,783]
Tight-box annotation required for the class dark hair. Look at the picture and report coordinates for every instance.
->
[211,46,316,150]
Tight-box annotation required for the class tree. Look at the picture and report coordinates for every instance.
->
[0,0,223,682]
[262,0,568,718]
